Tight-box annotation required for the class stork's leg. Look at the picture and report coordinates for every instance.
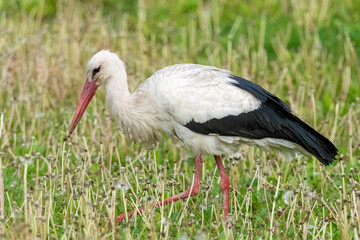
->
[214,155,230,220]
[117,154,202,223]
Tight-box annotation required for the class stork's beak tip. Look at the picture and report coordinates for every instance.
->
[67,130,73,138]
[68,80,99,137]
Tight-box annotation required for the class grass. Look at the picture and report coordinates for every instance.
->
[0,0,359,239]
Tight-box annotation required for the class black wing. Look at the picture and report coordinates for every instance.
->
[184,75,338,165]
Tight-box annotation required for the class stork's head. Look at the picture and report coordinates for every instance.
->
[68,50,122,137]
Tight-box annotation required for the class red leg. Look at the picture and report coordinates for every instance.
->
[214,155,230,220]
[118,154,202,223]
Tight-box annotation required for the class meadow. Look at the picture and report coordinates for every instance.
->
[0,0,359,239]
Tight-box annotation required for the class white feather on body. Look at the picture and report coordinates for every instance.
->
[153,64,261,124]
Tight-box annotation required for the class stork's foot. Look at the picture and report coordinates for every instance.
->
[117,213,127,224]
[117,214,125,224]
[117,209,142,224]
[117,155,202,224]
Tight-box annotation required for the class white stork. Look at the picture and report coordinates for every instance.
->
[68,50,338,223]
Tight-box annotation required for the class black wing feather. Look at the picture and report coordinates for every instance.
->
[229,75,292,112]
[184,75,338,165]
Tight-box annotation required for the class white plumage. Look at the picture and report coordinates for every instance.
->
[68,50,337,223]
[98,51,304,157]
[91,51,289,155]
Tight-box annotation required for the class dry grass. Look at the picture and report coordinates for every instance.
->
[0,0,359,239]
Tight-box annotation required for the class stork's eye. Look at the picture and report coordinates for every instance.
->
[92,66,101,78]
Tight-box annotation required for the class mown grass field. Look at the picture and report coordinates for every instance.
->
[0,0,359,239]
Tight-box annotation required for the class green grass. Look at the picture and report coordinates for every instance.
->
[0,0,359,239]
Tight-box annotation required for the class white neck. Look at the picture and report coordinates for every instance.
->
[104,63,160,142]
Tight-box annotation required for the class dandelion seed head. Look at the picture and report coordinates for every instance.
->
[178,232,190,240]
[160,217,171,226]
[284,191,293,205]
[142,196,154,202]
[117,181,129,192]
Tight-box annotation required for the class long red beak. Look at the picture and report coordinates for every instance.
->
[68,81,99,137]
